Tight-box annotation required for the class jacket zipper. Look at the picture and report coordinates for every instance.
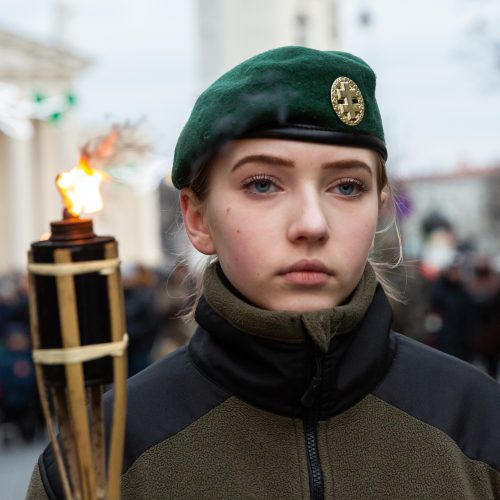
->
[301,351,325,500]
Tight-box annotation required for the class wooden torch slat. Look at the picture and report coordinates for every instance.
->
[54,248,97,500]
[104,242,127,500]
[53,387,82,500]
[89,385,106,500]
[28,250,74,499]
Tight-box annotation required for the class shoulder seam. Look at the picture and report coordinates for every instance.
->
[122,396,236,478]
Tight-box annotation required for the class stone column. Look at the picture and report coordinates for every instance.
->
[94,183,163,268]
[0,133,10,273]
[1,133,35,271]
[32,113,82,236]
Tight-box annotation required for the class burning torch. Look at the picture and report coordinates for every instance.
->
[27,152,128,500]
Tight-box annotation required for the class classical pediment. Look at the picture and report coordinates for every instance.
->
[0,27,91,80]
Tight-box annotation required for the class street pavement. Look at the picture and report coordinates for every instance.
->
[0,436,46,500]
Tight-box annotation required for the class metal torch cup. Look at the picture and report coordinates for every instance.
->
[27,218,127,500]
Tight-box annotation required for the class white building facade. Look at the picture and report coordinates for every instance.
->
[197,0,340,88]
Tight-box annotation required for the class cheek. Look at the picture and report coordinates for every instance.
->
[208,207,261,262]
[334,206,378,260]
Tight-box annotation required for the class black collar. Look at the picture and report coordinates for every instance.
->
[189,286,395,419]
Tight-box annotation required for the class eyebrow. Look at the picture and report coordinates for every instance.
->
[231,154,294,171]
[321,160,373,176]
[231,154,372,175]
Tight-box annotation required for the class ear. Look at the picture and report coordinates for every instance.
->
[179,188,216,255]
[379,189,388,209]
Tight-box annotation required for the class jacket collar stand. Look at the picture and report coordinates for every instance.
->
[190,263,395,418]
[202,262,378,352]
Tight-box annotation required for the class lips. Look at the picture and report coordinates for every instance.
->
[282,259,331,274]
[280,259,332,285]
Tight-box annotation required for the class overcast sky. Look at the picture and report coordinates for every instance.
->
[1,0,499,177]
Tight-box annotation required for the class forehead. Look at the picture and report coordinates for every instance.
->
[212,138,378,172]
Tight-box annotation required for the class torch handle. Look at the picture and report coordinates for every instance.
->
[89,386,106,499]
[54,248,97,500]
[52,387,83,499]
[28,251,75,500]
[104,242,127,500]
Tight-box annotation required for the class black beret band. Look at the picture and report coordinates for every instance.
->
[242,124,388,161]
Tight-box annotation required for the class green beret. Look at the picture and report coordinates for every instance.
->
[173,46,386,189]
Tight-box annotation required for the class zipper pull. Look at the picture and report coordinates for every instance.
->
[301,354,323,408]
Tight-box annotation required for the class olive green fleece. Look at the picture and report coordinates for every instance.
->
[25,464,49,500]
[321,394,500,499]
[28,394,500,499]
[120,397,309,500]
[203,262,378,352]
[119,395,500,500]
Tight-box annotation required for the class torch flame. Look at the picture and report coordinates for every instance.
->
[56,155,106,218]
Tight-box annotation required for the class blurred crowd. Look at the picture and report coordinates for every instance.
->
[0,263,195,447]
[393,252,500,380]
[0,273,40,446]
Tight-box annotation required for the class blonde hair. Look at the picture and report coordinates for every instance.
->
[368,154,405,303]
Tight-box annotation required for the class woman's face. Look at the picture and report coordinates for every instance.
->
[181,138,384,312]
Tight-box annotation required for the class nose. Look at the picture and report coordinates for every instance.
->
[287,190,330,244]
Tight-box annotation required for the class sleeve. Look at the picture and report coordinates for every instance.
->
[25,463,50,500]
[26,446,64,500]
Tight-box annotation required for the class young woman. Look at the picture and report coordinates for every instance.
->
[29,47,500,499]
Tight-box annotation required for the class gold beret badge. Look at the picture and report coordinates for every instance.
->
[331,76,365,126]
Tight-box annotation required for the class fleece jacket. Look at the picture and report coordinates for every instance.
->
[27,263,500,499]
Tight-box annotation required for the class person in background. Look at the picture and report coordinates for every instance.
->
[123,265,158,377]
[0,323,38,445]
[468,257,500,379]
[429,257,475,361]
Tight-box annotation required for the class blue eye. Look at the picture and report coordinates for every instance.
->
[333,180,364,197]
[254,180,272,193]
[242,175,279,194]
[339,183,356,196]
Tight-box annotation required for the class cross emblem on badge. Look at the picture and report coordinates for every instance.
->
[331,77,365,126]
